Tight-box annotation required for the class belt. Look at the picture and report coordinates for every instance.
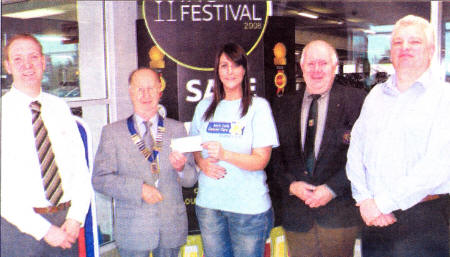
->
[420,194,447,203]
[33,201,71,214]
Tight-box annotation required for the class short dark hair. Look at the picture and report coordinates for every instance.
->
[203,42,252,121]
[3,34,43,61]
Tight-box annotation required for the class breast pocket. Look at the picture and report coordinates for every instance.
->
[403,107,432,150]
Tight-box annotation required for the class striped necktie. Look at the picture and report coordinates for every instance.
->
[30,101,63,206]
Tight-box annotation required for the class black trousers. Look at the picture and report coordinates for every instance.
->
[1,210,78,257]
[362,196,449,257]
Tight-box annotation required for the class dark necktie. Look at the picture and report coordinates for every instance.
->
[304,94,321,174]
[143,120,153,149]
[30,101,63,206]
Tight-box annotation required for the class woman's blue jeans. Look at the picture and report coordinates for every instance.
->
[195,205,274,257]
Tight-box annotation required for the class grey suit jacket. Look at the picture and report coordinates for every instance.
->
[92,115,197,251]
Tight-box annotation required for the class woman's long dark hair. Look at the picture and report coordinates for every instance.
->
[202,43,253,121]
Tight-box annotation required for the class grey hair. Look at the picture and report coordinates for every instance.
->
[300,40,339,66]
[392,15,435,47]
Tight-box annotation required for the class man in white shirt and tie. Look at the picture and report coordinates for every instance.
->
[1,34,92,256]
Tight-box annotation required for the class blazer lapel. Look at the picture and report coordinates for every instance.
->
[317,84,342,161]
[296,89,306,159]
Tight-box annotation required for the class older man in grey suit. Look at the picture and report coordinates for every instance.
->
[92,68,197,257]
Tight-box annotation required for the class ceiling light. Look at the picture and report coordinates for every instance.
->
[36,35,69,42]
[357,28,377,35]
[3,8,66,19]
[353,28,376,35]
[297,12,319,19]
[2,0,28,4]
[325,19,344,25]
[362,29,376,35]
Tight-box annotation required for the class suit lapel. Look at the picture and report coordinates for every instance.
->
[317,84,342,161]
[296,89,306,159]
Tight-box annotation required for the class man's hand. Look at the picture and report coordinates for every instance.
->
[357,198,383,226]
[142,183,163,204]
[169,151,187,171]
[289,181,315,201]
[371,213,397,227]
[61,219,81,244]
[43,225,72,249]
[304,185,334,208]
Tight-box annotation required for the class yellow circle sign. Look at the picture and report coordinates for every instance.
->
[274,71,287,89]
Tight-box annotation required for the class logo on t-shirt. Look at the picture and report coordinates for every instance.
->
[207,121,245,136]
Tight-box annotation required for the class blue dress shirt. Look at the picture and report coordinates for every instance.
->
[346,69,450,214]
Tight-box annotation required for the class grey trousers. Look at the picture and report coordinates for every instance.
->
[1,210,78,257]
[118,246,181,257]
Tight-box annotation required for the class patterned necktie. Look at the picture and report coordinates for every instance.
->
[30,101,63,206]
[143,120,153,149]
[304,94,321,174]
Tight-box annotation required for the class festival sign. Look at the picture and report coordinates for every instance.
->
[143,1,269,71]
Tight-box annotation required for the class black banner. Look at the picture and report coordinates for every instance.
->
[137,1,273,233]
[138,1,269,122]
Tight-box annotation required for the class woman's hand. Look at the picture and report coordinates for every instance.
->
[193,149,227,179]
[202,141,225,160]
[201,157,227,179]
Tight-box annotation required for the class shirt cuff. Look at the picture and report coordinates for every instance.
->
[13,212,52,241]
[33,220,52,240]
[67,207,87,227]
[324,184,337,198]
[374,193,398,214]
